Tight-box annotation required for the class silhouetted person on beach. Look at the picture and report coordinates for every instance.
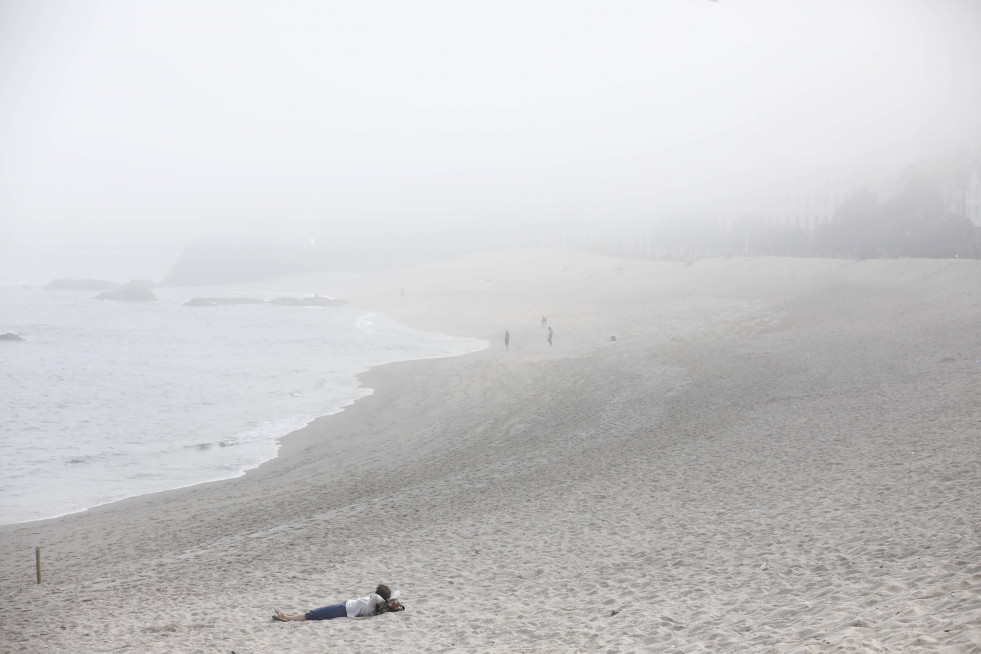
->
[547,326,553,346]
[541,315,547,328]
[274,584,402,621]
[504,330,510,351]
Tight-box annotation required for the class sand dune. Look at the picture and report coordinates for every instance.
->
[2,252,979,653]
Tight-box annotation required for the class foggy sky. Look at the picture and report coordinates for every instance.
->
[2,0,980,281]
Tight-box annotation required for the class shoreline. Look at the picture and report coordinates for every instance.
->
[2,251,980,653]
[3,341,489,527]
[244,339,495,488]
[0,287,486,527]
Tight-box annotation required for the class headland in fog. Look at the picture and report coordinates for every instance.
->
[1,251,979,653]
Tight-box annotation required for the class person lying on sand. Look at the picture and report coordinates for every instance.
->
[273,583,403,621]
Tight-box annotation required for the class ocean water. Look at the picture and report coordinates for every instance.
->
[0,284,485,525]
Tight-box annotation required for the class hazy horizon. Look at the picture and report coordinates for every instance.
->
[2,0,980,282]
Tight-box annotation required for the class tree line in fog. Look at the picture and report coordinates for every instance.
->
[643,162,980,261]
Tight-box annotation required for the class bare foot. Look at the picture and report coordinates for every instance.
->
[275,608,306,621]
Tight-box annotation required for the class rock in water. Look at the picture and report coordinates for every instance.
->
[95,282,157,302]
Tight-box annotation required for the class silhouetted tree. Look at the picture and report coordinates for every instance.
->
[816,187,879,258]
[886,165,946,256]
[909,214,978,258]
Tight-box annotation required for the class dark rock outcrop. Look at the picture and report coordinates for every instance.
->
[95,282,157,302]
[0,332,24,341]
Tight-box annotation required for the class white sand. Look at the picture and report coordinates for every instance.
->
[2,251,980,653]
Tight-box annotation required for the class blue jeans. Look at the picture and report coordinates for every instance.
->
[305,602,347,620]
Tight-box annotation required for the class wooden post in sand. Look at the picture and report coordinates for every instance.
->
[35,547,41,584]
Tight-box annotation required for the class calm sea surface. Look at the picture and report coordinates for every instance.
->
[0,284,485,524]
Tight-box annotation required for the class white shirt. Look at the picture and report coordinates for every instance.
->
[345,593,385,618]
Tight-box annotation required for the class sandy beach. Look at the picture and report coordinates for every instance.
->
[2,250,980,653]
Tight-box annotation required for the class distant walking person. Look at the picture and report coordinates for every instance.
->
[547,326,553,346]
[504,330,510,351]
[541,315,547,328]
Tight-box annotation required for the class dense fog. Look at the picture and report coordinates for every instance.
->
[2,0,980,282]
